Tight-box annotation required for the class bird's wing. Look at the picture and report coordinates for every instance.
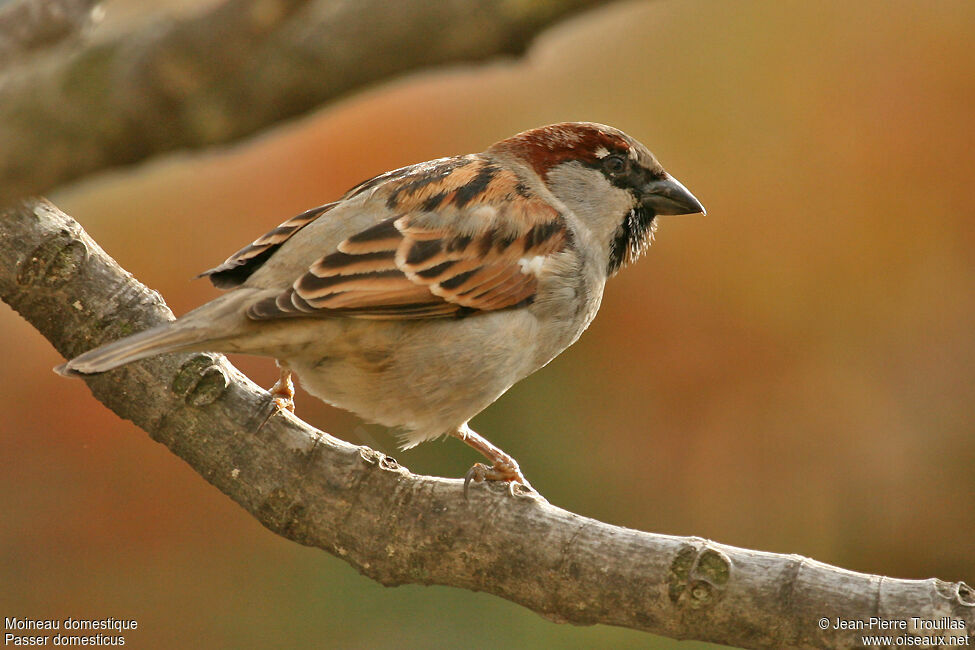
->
[199,202,339,289]
[245,156,571,320]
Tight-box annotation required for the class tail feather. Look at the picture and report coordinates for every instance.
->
[55,287,268,377]
[55,321,212,377]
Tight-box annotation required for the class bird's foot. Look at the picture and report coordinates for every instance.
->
[451,423,539,499]
[464,459,535,499]
[270,392,295,414]
[258,365,295,431]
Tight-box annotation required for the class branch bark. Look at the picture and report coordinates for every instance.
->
[0,0,100,68]
[3,198,973,649]
[0,0,611,204]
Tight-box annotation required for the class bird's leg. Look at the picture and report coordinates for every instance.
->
[452,423,534,497]
[269,360,295,412]
[259,360,295,430]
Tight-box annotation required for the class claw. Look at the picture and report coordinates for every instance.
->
[463,464,485,500]
[258,395,294,431]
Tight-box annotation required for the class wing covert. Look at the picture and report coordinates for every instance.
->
[246,157,570,321]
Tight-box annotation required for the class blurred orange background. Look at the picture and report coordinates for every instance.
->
[2,1,973,648]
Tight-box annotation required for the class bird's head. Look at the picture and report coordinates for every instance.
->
[491,122,704,274]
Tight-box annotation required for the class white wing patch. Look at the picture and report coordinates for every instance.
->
[470,205,498,220]
[518,255,547,276]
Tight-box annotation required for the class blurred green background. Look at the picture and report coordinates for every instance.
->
[2,1,973,648]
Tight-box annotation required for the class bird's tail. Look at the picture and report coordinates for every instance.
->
[55,320,214,377]
[55,288,266,377]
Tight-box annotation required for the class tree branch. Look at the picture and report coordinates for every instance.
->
[0,0,612,204]
[0,0,100,69]
[3,198,973,648]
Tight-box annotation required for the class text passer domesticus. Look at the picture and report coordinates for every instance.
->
[58,122,704,493]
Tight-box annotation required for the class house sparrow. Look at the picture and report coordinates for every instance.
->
[57,122,704,493]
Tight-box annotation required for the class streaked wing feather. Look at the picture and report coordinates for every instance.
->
[200,202,338,288]
[246,157,569,321]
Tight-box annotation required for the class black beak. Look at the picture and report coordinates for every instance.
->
[641,175,706,216]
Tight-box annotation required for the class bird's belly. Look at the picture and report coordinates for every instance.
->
[282,310,550,443]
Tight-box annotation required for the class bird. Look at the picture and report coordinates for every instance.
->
[57,122,704,494]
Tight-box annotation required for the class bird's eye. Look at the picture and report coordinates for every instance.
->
[602,155,626,175]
